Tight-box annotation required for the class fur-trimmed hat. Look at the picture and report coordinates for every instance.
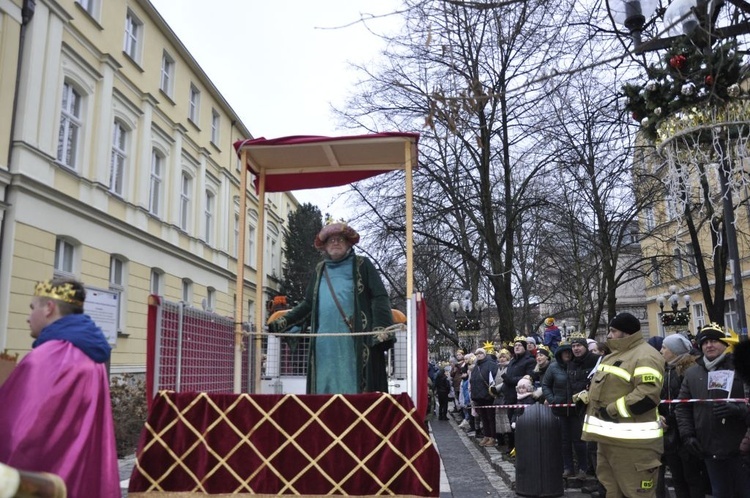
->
[609,312,641,335]
[313,222,360,249]
[696,323,729,348]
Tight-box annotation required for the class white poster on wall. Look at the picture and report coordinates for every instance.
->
[84,287,120,347]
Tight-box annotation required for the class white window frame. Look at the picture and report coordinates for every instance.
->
[673,248,684,279]
[57,82,82,170]
[109,256,127,332]
[110,121,127,196]
[645,207,655,231]
[54,238,76,276]
[179,172,192,231]
[234,213,239,257]
[246,225,256,267]
[211,109,220,144]
[77,0,99,17]
[724,298,738,333]
[204,190,215,244]
[188,84,200,123]
[160,51,175,97]
[149,149,163,216]
[693,302,706,331]
[150,268,163,295]
[124,10,143,62]
[206,287,216,312]
[182,278,193,303]
[651,256,660,286]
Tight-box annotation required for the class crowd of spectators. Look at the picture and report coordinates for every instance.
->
[428,317,750,498]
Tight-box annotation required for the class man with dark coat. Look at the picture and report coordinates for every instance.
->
[470,348,499,447]
[675,323,750,498]
[500,336,536,451]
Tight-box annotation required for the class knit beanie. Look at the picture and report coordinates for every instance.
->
[609,312,641,334]
[662,334,692,356]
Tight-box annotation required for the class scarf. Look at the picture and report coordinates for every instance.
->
[703,351,728,371]
[32,313,111,363]
[667,353,689,367]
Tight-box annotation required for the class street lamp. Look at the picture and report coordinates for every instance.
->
[657,285,691,331]
[449,292,487,350]
[610,0,658,48]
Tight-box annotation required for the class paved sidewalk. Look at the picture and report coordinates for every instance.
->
[430,411,595,497]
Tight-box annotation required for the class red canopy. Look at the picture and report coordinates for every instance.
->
[233,132,419,193]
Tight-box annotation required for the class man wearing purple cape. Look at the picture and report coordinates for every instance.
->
[0,278,120,497]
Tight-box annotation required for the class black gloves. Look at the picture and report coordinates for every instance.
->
[598,407,617,422]
[713,402,745,419]
[683,437,703,458]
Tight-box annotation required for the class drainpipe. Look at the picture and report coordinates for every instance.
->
[0,0,36,284]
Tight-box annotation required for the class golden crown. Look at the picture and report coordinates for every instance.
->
[34,280,83,306]
[568,331,587,341]
[498,348,511,357]
[536,345,552,356]
[700,322,726,335]
[512,335,528,344]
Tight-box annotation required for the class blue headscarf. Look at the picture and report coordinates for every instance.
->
[32,313,111,363]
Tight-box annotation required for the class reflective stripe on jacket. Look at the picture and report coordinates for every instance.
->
[582,331,665,451]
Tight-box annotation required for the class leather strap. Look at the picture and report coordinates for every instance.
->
[323,266,353,332]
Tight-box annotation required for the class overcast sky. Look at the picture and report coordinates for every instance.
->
[149,0,401,212]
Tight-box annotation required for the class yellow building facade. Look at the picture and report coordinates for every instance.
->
[0,0,297,373]
[639,147,750,339]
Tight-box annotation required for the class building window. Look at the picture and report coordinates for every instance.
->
[182,278,192,303]
[123,10,143,61]
[204,191,214,244]
[179,172,191,231]
[234,213,239,257]
[160,51,175,96]
[693,302,705,331]
[77,0,98,17]
[54,238,76,275]
[211,109,220,144]
[188,84,200,123]
[110,256,125,288]
[674,248,684,279]
[651,256,660,286]
[149,150,163,216]
[110,121,127,196]
[206,287,216,312]
[57,82,82,169]
[645,207,655,231]
[685,244,697,274]
[150,268,163,295]
[724,299,738,334]
[109,256,126,332]
[247,226,256,267]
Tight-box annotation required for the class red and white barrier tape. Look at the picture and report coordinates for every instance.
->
[471,398,749,409]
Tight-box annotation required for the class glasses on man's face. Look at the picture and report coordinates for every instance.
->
[326,236,346,245]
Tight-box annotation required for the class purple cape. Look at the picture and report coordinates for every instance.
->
[0,340,120,497]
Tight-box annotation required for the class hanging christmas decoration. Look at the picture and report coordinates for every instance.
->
[622,38,747,142]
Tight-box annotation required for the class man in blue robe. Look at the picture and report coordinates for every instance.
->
[268,222,394,394]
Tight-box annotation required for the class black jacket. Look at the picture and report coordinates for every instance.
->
[676,353,748,459]
[470,355,499,402]
[500,351,535,404]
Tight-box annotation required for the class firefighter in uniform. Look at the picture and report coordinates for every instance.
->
[582,312,664,498]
